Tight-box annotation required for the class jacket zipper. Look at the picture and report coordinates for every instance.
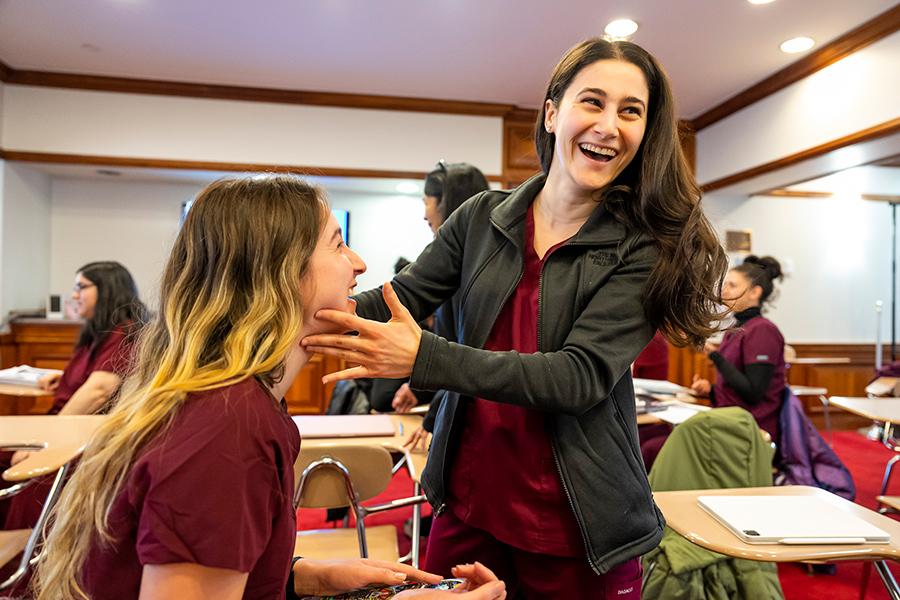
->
[539,252,603,575]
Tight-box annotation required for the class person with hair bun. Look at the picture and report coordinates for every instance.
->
[691,255,787,440]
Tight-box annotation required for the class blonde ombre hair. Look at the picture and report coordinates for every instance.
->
[33,175,327,600]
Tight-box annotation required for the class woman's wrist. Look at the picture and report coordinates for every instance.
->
[289,556,320,597]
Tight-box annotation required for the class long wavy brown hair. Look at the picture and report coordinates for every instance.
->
[33,175,327,600]
[535,38,728,347]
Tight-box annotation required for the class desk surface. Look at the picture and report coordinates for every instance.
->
[302,414,428,483]
[788,357,852,365]
[654,485,900,562]
[1,415,105,482]
[830,397,900,424]
[0,383,53,397]
[790,385,829,396]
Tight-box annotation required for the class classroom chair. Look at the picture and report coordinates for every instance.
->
[293,443,425,562]
[0,417,97,590]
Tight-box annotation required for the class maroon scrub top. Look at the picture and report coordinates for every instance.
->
[632,332,669,381]
[80,378,301,600]
[713,315,786,439]
[448,206,584,557]
[50,325,133,414]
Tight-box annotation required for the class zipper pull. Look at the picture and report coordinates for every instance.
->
[434,503,447,517]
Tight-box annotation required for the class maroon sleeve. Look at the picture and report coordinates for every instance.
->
[132,406,283,571]
[740,322,782,366]
[92,328,133,376]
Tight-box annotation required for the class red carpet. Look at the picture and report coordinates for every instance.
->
[297,431,900,598]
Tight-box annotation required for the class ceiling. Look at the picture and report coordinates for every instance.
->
[0,0,894,119]
[784,164,900,197]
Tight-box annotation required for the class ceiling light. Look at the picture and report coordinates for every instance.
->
[780,37,815,54]
[747,0,776,5]
[396,182,420,194]
[604,19,638,40]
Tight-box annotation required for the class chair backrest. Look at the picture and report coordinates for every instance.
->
[294,443,393,509]
[784,344,797,363]
[649,407,775,492]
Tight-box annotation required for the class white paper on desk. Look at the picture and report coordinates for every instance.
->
[0,365,62,388]
[655,403,708,425]
[633,378,692,396]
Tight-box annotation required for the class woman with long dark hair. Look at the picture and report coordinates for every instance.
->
[41,261,147,416]
[303,38,728,598]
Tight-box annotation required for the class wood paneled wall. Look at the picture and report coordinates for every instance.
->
[669,342,882,429]
[2,319,340,415]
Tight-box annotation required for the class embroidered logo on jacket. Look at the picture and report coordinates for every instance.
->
[589,252,618,267]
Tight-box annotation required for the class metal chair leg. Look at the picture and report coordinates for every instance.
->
[882,455,900,497]
[874,560,900,600]
[819,395,833,446]
[411,481,422,568]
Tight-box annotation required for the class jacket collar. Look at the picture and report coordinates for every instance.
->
[490,173,629,247]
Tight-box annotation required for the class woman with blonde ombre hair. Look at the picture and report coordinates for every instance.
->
[32,176,506,600]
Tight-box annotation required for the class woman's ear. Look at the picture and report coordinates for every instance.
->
[544,98,557,133]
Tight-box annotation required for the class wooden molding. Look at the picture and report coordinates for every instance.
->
[701,116,900,192]
[862,194,900,203]
[763,189,834,198]
[0,149,503,182]
[0,60,9,83]
[2,66,518,118]
[690,4,900,131]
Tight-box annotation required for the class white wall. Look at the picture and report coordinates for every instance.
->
[1,162,51,321]
[49,178,200,310]
[696,31,900,185]
[327,190,434,292]
[46,177,434,309]
[1,86,503,176]
[705,192,895,344]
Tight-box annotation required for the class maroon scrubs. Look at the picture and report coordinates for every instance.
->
[3,326,136,532]
[713,315,786,439]
[50,324,134,414]
[426,206,641,599]
[80,378,300,600]
[632,332,669,381]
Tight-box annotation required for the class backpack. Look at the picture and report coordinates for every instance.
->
[326,379,373,415]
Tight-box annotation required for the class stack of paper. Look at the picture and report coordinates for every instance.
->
[0,365,61,388]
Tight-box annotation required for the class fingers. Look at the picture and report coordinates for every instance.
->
[451,561,499,585]
[360,560,442,585]
[310,309,368,333]
[304,345,369,364]
[321,365,371,385]
[456,581,506,599]
[383,282,413,322]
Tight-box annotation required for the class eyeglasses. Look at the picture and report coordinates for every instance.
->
[73,282,96,293]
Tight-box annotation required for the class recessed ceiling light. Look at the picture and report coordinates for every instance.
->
[396,182,420,194]
[604,19,639,40]
[747,0,776,5]
[780,36,815,54]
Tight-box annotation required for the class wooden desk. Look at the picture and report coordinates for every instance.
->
[1,415,105,482]
[654,485,900,598]
[830,397,900,424]
[788,357,852,366]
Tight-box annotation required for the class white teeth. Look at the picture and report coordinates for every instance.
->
[580,143,617,157]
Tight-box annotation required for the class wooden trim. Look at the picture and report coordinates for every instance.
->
[0,60,9,83]
[862,194,900,203]
[0,149,504,182]
[763,189,833,198]
[690,4,900,131]
[701,116,900,192]
[2,66,518,117]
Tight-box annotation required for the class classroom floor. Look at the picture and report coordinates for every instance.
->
[296,430,900,599]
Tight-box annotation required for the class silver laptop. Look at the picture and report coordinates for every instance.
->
[698,495,890,545]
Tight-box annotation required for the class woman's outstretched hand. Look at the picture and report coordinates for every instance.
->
[302,283,422,385]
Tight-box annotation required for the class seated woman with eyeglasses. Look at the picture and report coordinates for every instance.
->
[41,261,147,416]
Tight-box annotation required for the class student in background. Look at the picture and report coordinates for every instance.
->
[391,162,491,450]
[32,176,505,600]
[632,331,669,380]
[303,38,728,598]
[41,261,146,416]
[691,255,787,440]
